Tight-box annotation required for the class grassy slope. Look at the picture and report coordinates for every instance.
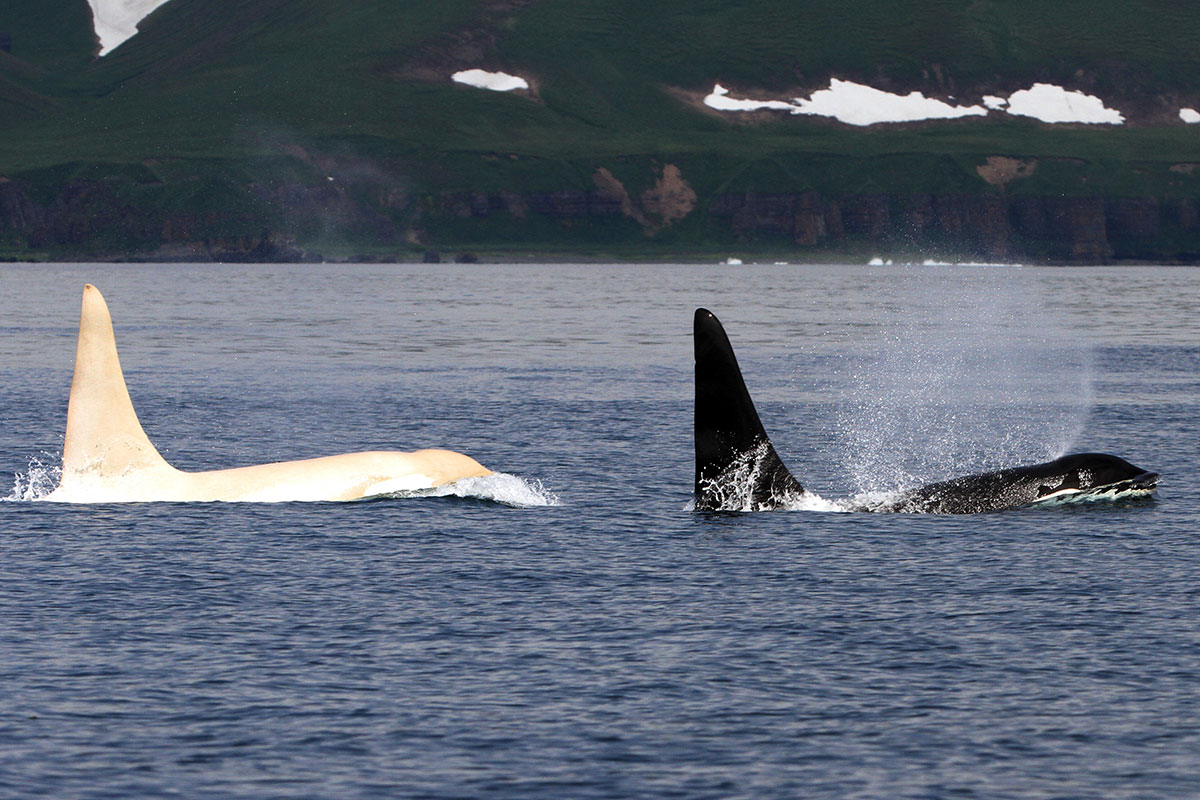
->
[486,0,1200,197]
[1,0,1199,255]
[0,0,95,121]
[2,0,96,72]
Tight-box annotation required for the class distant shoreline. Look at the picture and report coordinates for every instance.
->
[4,251,1198,267]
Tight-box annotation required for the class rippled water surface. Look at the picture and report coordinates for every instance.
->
[1,262,1197,798]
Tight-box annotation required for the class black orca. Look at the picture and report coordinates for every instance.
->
[693,308,1159,514]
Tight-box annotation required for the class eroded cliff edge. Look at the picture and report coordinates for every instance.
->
[3,158,1197,263]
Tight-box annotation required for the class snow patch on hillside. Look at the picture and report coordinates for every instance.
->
[705,80,986,125]
[705,80,1127,126]
[88,0,173,56]
[452,69,529,92]
[791,79,987,125]
[1002,83,1124,124]
[704,85,798,112]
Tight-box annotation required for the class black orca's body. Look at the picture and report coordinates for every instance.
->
[693,308,1159,514]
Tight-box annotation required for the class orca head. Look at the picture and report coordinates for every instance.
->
[1034,452,1159,503]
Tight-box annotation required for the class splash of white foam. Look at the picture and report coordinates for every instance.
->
[832,267,1094,495]
[1003,83,1124,124]
[776,492,847,512]
[386,472,559,507]
[686,491,844,513]
[841,490,907,513]
[452,69,530,92]
[694,441,844,513]
[6,455,61,502]
[87,0,174,56]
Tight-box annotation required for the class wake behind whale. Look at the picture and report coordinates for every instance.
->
[693,308,1159,514]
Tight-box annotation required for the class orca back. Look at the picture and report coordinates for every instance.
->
[880,452,1159,514]
[694,308,804,510]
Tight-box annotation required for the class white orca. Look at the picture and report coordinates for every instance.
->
[42,285,493,503]
[693,308,1159,514]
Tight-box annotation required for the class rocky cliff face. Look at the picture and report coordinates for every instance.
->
[2,175,1198,263]
[436,187,1199,263]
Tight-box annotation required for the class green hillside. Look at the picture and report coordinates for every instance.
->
[2,0,1200,261]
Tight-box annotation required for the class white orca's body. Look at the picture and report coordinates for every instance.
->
[43,285,492,503]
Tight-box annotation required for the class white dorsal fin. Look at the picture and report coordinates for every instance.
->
[59,285,173,479]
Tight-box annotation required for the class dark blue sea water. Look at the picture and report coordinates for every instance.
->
[1,262,1197,798]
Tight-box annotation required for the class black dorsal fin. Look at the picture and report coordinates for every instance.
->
[694,308,805,510]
